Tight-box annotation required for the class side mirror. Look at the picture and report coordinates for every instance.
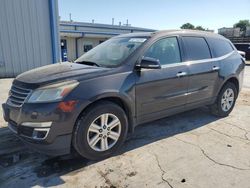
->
[136,57,161,69]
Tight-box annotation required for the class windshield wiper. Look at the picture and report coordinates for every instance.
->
[75,61,101,67]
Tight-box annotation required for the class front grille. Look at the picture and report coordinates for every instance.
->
[8,84,32,107]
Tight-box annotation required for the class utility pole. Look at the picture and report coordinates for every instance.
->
[69,13,72,22]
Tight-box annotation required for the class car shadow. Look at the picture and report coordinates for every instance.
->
[0,106,220,187]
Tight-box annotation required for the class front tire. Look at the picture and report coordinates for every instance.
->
[73,101,128,160]
[210,82,238,117]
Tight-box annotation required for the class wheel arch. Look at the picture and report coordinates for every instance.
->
[218,76,239,96]
[75,93,135,134]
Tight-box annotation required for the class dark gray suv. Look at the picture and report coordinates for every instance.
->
[2,30,245,160]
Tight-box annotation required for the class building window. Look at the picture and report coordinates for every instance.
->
[84,44,93,52]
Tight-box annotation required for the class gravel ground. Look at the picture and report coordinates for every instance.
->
[0,65,250,188]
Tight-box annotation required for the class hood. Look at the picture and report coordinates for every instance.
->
[16,62,109,85]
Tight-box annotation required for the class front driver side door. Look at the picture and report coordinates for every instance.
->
[135,37,189,124]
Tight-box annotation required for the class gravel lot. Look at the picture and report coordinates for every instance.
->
[0,65,250,188]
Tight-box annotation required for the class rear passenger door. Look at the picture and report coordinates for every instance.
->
[181,36,220,106]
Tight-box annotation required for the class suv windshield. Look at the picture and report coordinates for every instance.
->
[75,37,147,67]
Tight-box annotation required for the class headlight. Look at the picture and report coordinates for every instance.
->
[27,80,79,103]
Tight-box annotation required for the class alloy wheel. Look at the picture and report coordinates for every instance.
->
[221,88,234,112]
[87,113,121,152]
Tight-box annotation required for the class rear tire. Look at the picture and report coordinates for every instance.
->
[73,101,128,160]
[210,82,238,117]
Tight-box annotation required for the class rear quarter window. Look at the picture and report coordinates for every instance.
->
[182,37,211,61]
[207,38,234,57]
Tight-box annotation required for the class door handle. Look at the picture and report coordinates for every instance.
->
[176,71,187,77]
[212,66,220,71]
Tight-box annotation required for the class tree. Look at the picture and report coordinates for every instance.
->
[180,23,195,29]
[233,20,250,32]
[195,26,205,31]
[180,23,209,31]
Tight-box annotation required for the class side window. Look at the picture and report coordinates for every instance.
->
[208,38,234,57]
[182,37,211,61]
[144,37,181,65]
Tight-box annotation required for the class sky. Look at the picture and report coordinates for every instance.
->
[59,0,250,32]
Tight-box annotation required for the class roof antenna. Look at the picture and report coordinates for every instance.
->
[112,18,114,25]
[92,19,95,24]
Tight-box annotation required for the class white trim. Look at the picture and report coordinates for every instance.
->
[184,51,235,66]
[157,50,235,69]
[32,128,50,140]
[21,122,52,128]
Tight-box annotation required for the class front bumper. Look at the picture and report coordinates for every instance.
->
[2,100,87,156]
[20,133,72,156]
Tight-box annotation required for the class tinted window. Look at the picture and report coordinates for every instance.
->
[208,39,234,57]
[144,37,181,65]
[182,37,211,61]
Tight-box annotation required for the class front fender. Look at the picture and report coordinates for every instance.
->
[66,72,136,131]
[89,91,136,131]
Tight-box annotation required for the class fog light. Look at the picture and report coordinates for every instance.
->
[32,128,50,140]
[21,122,52,128]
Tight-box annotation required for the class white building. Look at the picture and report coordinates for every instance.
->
[218,27,241,37]
[60,21,155,61]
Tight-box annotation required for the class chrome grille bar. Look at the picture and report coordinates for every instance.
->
[8,84,32,107]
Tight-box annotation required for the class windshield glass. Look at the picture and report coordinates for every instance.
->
[75,37,147,67]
